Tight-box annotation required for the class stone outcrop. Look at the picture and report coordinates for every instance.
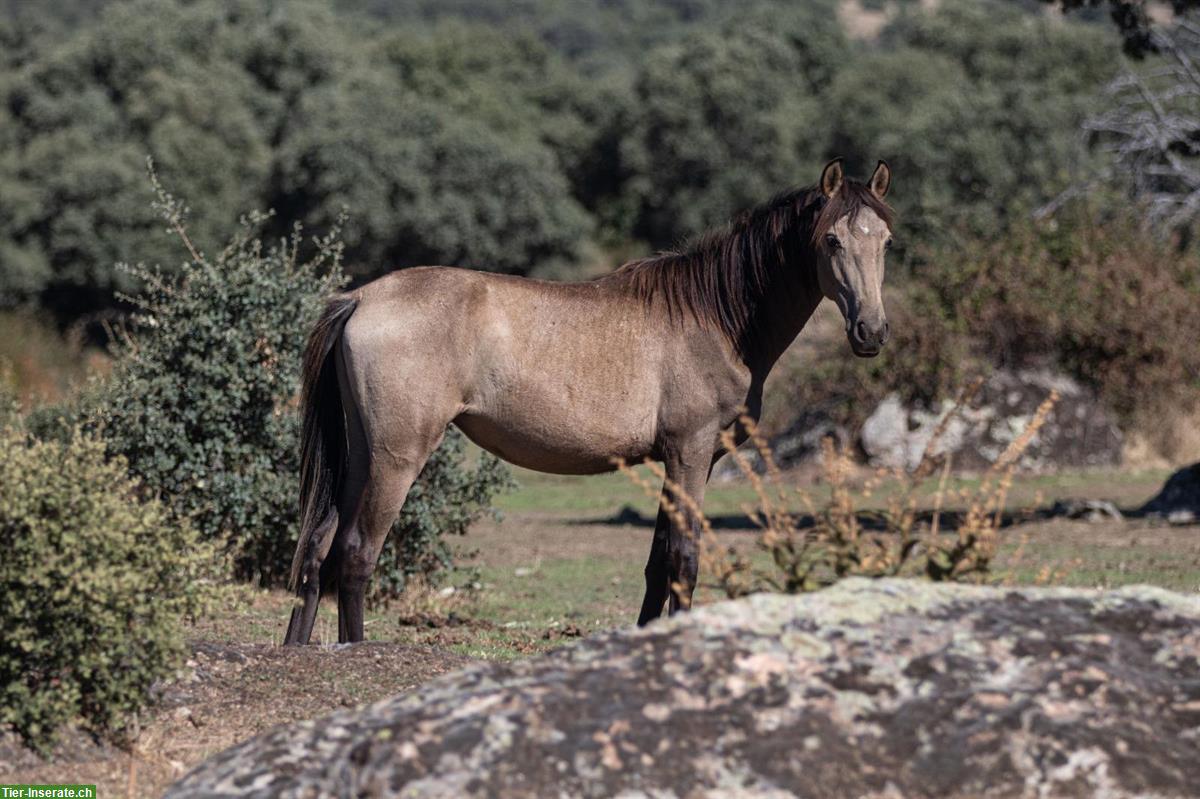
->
[860,370,1123,472]
[1141,462,1200,525]
[168,579,1200,799]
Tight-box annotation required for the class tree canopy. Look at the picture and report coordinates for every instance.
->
[0,0,1121,321]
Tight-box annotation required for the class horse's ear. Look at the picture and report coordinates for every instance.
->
[869,160,891,199]
[820,158,844,199]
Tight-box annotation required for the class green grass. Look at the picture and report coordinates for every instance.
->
[195,462,1195,663]
[1000,538,1200,593]
[497,461,1175,519]
[472,556,633,626]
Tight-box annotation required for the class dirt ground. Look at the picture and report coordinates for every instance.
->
[0,638,471,797]
[2,465,1198,797]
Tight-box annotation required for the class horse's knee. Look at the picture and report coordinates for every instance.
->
[670,538,699,577]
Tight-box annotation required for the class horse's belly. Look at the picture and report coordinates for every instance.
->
[454,405,656,475]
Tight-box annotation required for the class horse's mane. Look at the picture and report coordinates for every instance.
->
[601,179,893,357]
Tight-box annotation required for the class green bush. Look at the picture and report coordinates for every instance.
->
[0,424,210,750]
[94,175,344,585]
[95,169,512,592]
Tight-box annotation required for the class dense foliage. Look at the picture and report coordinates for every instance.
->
[0,422,211,750]
[830,1,1115,239]
[782,205,1200,454]
[94,191,342,584]
[922,207,1200,434]
[0,0,1119,318]
[91,172,509,590]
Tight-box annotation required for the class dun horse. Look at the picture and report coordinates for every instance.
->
[284,158,894,645]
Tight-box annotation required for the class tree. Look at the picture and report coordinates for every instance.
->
[1085,15,1200,229]
[828,0,1117,240]
[374,21,633,236]
[620,20,839,247]
[1048,0,1180,56]
[273,66,592,276]
[0,0,288,315]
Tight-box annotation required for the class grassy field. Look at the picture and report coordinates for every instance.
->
[3,462,1199,796]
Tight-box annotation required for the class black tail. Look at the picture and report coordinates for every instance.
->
[288,294,358,593]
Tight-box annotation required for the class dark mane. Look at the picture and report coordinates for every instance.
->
[601,179,893,358]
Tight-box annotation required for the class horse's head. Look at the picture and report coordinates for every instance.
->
[813,158,894,358]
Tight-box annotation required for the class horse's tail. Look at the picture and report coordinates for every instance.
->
[288,293,359,594]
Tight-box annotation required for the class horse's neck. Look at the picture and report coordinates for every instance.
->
[744,248,824,376]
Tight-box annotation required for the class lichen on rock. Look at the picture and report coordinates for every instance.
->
[167,579,1200,799]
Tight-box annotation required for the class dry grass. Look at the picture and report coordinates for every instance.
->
[0,310,108,407]
[617,382,1061,600]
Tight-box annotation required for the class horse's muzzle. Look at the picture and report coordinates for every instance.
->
[848,317,889,357]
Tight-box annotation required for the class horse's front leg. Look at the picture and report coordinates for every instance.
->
[636,446,710,625]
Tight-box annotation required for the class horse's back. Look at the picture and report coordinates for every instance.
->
[342,266,678,474]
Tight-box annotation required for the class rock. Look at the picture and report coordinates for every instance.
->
[860,393,922,470]
[167,579,1200,799]
[1141,462,1200,525]
[1167,509,1197,526]
[713,408,848,480]
[860,369,1123,472]
[766,408,850,469]
[1050,498,1124,522]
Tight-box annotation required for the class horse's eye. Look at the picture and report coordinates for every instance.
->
[824,233,841,250]
[884,237,894,250]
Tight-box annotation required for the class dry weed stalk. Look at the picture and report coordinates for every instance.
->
[616,383,1060,599]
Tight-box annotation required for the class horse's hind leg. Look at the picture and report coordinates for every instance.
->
[284,511,338,644]
[335,427,447,643]
[284,348,374,646]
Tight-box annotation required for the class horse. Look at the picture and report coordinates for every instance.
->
[283,158,895,645]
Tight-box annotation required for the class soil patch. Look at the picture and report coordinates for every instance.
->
[0,640,470,798]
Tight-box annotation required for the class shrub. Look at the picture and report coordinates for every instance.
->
[94,171,344,585]
[616,385,1059,599]
[0,423,210,750]
[918,204,1200,436]
[95,166,512,591]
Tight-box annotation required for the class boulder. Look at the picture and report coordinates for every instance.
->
[168,579,1200,799]
[1141,462,1200,525]
[1049,498,1124,523]
[860,370,1123,472]
[713,408,848,480]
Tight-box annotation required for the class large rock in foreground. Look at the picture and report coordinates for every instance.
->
[168,580,1200,799]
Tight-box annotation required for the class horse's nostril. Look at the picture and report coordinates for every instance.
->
[882,321,891,343]
[854,320,868,343]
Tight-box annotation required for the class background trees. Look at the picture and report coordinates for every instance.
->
[0,0,1123,321]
